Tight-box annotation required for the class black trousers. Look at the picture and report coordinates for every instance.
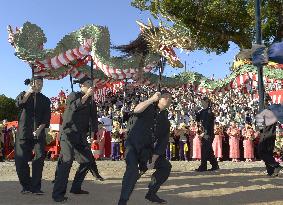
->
[258,135,279,175]
[15,136,46,192]
[119,144,172,202]
[200,137,218,168]
[53,145,100,182]
[52,137,99,200]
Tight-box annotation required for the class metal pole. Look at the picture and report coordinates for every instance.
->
[121,79,127,128]
[69,74,74,92]
[184,61,187,72]
[31,67,37,135]
[158,57,165,92]
[255,0,265,111]
[89,56,94,137]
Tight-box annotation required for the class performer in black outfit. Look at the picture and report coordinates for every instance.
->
[15,76,51,195]
[118,90,172,205]
[195,97,219,172]
[257,95,282,176]
[52,76,103,203]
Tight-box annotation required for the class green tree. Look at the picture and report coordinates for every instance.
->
[0,95,19,121]
[131,0,283,54]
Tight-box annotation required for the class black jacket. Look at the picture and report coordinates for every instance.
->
[196,107,215,139]
[61,92,98,145]
[260,123,277,139]
[154,110,170,156]
[16,92,51,139]
[126,104,170,156]
[126,104,159,153]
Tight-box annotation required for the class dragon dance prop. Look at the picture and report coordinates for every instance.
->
[7,20,193,85]
[8,21,283,97]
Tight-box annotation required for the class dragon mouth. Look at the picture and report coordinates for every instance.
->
[159,45,183,68]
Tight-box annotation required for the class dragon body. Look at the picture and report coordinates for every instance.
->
[8,20,193,83]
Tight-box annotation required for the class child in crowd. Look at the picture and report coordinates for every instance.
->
[167,123,176,160]
[177,123,189,161]
[111,121,122,161]
[92,121,106,159]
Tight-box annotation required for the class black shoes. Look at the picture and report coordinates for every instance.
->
[145,192,167,204]
[118,199,127,205]
[53,196,68,203]
[20,189,31,195]
[32,190,45,195]
[272,165,283,177]
[96,175,105,181]
[21,188,44,195]
[70,189,89,194]
[208,165,220,171]
[195,167,207,172]
[195,165,220,172]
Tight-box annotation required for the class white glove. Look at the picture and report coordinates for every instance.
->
[147,161,155,170]
[33,128,42,137]
[27,85,36,93]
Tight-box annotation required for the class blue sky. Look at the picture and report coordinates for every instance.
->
[0,0,239,99]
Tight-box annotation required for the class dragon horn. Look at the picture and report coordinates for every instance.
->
[136,20,150,30]
[7,25,15,45]
[147,18,154,28]
[7,25,14,35]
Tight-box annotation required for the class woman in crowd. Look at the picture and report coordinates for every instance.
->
[92,121,106,159]
[213,122,224,161]
[227,121,241,162]
[188,121,197,160]
[242,123,255,162]
[192,122,202,161]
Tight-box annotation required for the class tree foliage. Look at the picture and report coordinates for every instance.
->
[131,0,283,54]
[0,95,19,121]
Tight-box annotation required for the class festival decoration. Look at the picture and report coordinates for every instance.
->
[7,20,193,82]
[8,22,283,95]
[50,90,68,114]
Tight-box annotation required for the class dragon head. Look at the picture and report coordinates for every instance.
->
[7,22,47,61]
[136,19,194,68]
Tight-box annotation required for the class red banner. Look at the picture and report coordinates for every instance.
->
[269,90,283,104]
[94,81,124,102]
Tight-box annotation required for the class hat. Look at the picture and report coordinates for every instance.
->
[201,96,211,102]
[73,76,92,84]
[24,76,43,85]
[160,89,171,95]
